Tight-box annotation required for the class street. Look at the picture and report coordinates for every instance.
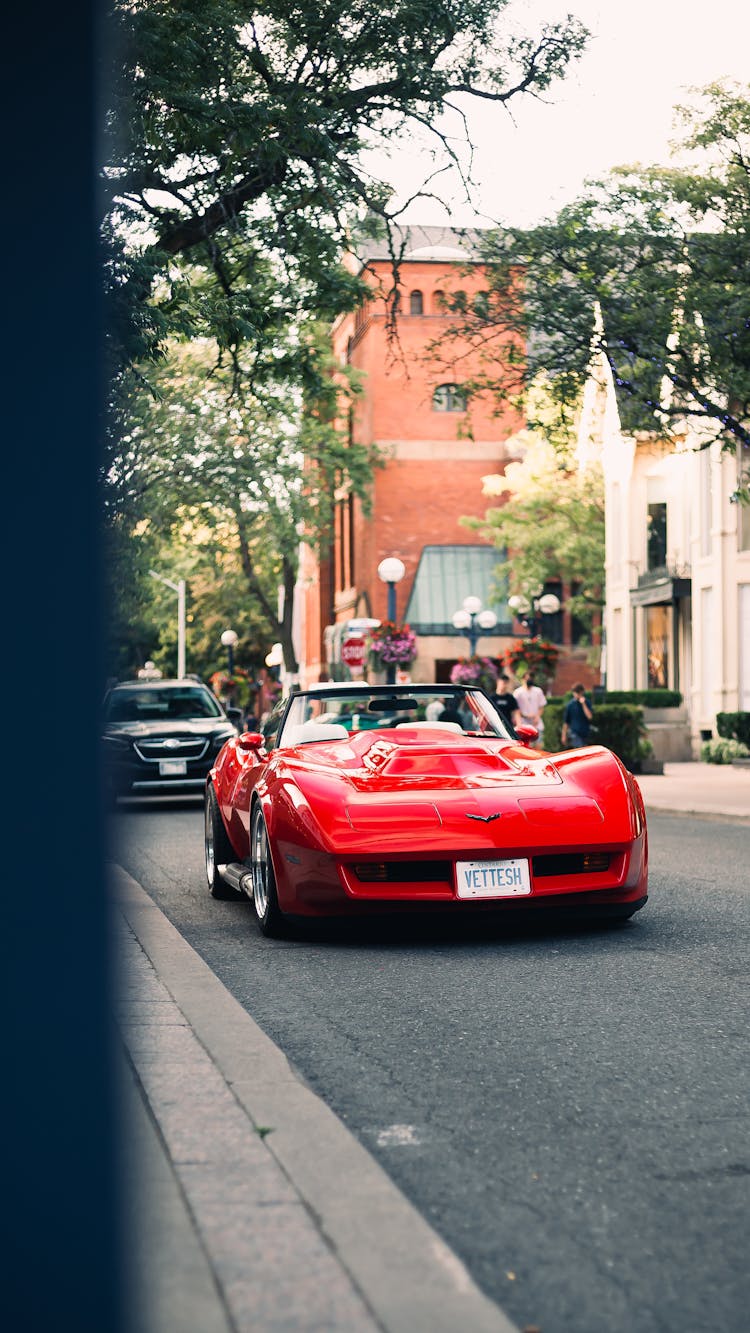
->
[112,803,749,1333]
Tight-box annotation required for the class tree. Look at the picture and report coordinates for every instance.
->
[102,0,588,379]
[464,427,605,641]
[109,334,379,675]
[100,1,589,679]
[440,82,750,499]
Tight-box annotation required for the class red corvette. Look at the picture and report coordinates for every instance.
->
[204,683,648,936]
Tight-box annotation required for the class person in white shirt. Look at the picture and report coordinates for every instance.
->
[513,673,547,747]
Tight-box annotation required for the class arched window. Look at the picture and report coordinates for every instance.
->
[473,290,490,317]
[409,289,423,315]
[432,383,467,413]
[433,289,445,312]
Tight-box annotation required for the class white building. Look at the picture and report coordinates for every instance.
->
[579,345,750,753]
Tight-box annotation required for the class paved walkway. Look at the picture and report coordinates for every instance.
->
[114,761,747,1333]
[115,868,517,1333]
[634,759,750,822]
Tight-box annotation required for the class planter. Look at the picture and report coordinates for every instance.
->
[636,758,665,775]
[642,706,692,763]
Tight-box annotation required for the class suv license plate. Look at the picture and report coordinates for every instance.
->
[456,858,531,899]
[159,759,187,776]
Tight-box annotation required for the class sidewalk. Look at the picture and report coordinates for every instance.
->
[634,760,750,822]
[114,866,518,1333]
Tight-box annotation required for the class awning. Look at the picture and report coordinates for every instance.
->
[404,545,511,634]
[629,576,691,607]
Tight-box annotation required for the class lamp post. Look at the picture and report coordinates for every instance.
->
[149,570,186,679]
[451,595,498,656]
[508,590,561,639]
[377,557,406,684]
[265,642,284,681]
[220,628,239,676]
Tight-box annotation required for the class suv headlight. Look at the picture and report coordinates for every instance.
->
[210,729,236,751]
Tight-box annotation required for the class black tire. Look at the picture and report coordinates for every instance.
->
[204,786,242,900]
[250,804,287,937]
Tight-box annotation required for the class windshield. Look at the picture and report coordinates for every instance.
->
[278,685,514,744]
[104,686,224,724]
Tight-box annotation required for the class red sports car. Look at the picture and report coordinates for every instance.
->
[204,683,648,936]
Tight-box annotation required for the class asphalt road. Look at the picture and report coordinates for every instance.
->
[112,802,750,1333]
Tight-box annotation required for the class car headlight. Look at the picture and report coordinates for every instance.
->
[102,736,130,751]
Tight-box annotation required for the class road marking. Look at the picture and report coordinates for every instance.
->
[375,1123,422,1147]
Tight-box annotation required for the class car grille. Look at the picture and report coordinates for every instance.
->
[133,737,210,763]
[351,854,611,884]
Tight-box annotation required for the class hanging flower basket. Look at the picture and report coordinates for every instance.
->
[368,621,418,668]
[450,656,500,693]
[506,638,559,685]
[210,667,251,704]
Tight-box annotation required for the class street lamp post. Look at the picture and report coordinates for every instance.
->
[149,570,186,679]
[451,595,498,656]
[508,591,561,639]
[377,557,406,684]
[220,628,239,676]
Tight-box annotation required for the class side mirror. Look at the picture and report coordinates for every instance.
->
[237,731,265,752]
[515,724,539,744]
[226,706,244,725]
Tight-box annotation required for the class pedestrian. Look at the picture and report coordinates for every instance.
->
[436,698,465,727]
[513,672,547,747]
[489,673,521,735]
[561,682,594,748]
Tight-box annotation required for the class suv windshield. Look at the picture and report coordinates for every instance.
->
[104,686,224,724]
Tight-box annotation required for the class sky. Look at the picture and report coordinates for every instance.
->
[375,0,750,229]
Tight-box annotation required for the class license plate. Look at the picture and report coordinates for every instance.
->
[159,759,187,776]
[456,858,531,899]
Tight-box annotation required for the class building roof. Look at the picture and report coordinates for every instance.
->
[353,223,488,266]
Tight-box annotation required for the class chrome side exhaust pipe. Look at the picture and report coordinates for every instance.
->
[218,861,253,896]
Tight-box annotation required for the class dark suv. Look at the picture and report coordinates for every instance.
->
[102,679,242,803]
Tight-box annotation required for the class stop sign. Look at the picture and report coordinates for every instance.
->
[341,635,366,668]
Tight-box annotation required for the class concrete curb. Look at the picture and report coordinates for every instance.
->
[113,865,518,1333]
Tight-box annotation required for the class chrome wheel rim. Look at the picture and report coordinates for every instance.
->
[251,811,270,919]
[204,797,215,885]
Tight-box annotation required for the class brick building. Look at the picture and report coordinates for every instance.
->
[296,225,597,692]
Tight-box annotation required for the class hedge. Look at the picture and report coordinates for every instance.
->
[546,689,681,709]
[543,702,647,770]
[716,712,750,747]
[597,689,682,708]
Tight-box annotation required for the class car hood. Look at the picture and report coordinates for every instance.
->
[279,731,634,851]
[103,718,234,738]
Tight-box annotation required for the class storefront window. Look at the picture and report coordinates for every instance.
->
[647,501,667,571]
[646,605,670,688]
[739,444,750,552]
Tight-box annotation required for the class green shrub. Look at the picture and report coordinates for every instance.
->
[701,737,750,764]
[602,689,682,708]
[543,702,646,768]
[589,705,647,768]
[716,712,750,747]
[543,702,564,751]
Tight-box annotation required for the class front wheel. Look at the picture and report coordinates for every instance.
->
[250,805,287,937]
[205,786,242,900]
